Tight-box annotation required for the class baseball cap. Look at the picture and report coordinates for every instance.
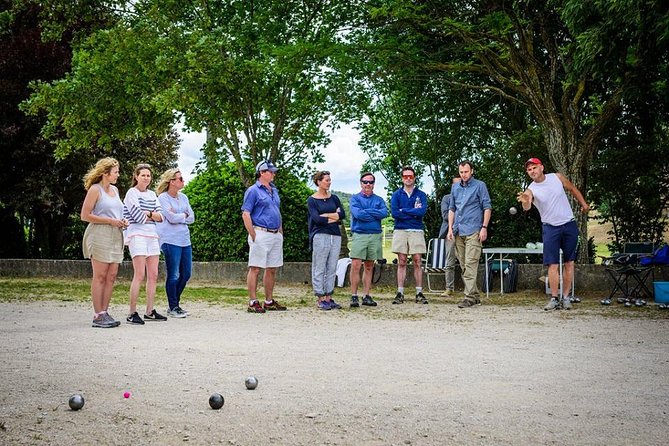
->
[524,157,543,168]
[255,160,279,173]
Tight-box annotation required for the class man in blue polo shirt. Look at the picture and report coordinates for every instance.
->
[390,166,429,305]
[241,160,287,313]
[447,160,492,308]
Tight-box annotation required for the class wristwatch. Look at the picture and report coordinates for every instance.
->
[481,225,487,229]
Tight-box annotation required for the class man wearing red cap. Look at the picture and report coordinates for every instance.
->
[517,158,590,310]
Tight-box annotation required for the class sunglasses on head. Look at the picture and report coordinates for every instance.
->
[361,180,375,185]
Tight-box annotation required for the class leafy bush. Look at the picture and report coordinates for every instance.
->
[185,163,311,261]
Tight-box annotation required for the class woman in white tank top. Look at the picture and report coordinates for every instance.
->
[80,158,128,328]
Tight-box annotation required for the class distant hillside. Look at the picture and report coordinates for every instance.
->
[332,190,352,222]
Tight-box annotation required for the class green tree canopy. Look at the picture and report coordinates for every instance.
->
[344,0,669,260]
[0,1,179,258]
[22,0,364,185]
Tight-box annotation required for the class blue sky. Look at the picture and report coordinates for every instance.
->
[177,124,434,195]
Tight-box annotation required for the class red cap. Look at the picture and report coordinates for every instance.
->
[524,157,542,168]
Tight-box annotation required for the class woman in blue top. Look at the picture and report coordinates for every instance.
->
[156,168,195,318]
[307,171,346,310]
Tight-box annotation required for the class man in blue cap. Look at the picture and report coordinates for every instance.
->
[241,160,287,313]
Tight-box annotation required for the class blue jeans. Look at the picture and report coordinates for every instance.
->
[161,243,192,310]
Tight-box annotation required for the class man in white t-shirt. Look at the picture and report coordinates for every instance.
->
[517,158,590,311]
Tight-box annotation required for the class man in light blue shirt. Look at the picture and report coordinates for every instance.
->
[447,161,492,308]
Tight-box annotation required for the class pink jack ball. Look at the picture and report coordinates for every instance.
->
[123,391,131,399]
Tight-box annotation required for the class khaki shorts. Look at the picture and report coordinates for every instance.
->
[82,223,124,263]
[349,233,382,261]
[248,230,283,268]
[392,230,426,255]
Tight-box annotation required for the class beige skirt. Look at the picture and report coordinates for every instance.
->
[82,223,124,263]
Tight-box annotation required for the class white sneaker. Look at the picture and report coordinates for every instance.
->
[544,298,560,311]
[561,298,572,310]
[167,307,188,318]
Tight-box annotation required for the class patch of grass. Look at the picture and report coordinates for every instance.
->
[0,279,92,303]
[594,243,611,264]
[1,278,667,319]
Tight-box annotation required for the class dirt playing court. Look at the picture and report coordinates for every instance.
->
[0,298,667,445]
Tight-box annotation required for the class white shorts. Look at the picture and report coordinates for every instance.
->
[128,236,161,258]
[248,231,283,268]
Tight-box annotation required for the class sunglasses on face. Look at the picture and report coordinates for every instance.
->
[402,175,414,179]
[172,177,184,182]
[361,180,375,185]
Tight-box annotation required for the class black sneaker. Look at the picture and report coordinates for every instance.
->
[126,312,145,325]
[350,296,360,308]
[361,295,377,306]
[416,292,428,304]
[144,309,167,321]
[392,292,404,304]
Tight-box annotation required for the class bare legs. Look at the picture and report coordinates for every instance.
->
[350,259,374,296]
[91,259,119,314]
[396,254,407,290]
[247,266,277,301]
[396,253,423,290]
[548,261,574,298]
[129,254,160,315]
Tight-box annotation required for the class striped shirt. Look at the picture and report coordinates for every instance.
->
[123,187,162,241]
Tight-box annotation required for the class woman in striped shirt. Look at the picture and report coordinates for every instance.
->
[123,163,167,324]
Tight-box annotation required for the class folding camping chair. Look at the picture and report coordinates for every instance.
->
[423,238,453,293]
[601,242,655,306]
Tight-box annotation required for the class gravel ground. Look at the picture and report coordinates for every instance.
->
[0,298,668,445]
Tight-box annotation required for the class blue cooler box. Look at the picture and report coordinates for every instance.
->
[654,282,669,303]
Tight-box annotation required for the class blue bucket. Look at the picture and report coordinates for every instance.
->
[654,282,669,303]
